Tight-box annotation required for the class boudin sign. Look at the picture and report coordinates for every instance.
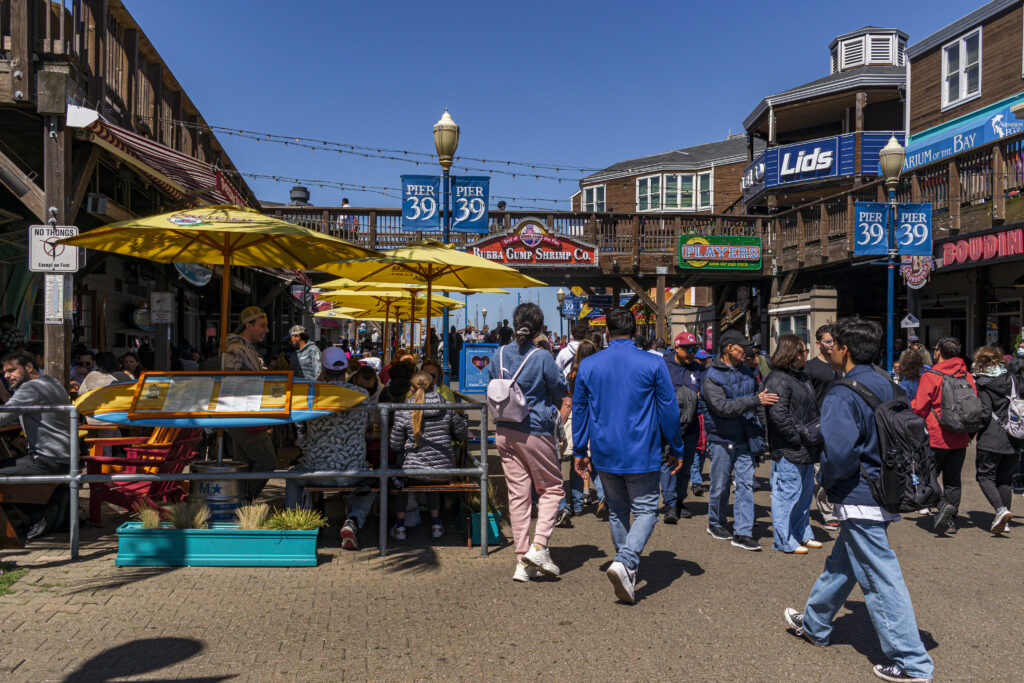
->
[465,218,598,268]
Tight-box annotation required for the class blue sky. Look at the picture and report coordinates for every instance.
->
[123,0,977,333]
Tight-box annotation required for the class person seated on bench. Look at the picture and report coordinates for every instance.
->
[284,347,374,551]
[0,350,72,540]
[389,371,468,541]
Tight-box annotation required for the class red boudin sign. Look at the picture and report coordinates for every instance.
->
[466,218,598,268]
[940,226,1024,268]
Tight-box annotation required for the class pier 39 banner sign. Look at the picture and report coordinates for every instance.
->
[465,218,598,268]
[677,234,763,271]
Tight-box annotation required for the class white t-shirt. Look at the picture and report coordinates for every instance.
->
[834,504,900,523]
[555,340,579,377]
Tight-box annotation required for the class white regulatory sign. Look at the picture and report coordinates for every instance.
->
[29,225,80,273]
[900,314,920,329]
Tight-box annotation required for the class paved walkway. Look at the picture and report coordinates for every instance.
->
[1,457,1021,681]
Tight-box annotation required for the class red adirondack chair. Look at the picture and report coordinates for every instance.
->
[85,428,202,524]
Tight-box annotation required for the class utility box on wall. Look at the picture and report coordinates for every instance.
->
[767,287,838,353]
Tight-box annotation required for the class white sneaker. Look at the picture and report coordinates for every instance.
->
[512,561,539,582]
[389,524,406,541]
[606,561,636,604]
[991,507,1012,534]
[431,523,444,539]
[522,543,560,577]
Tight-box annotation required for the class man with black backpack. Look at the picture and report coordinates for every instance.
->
[660,332,705,523]
[783,317,934,683]
[911,336,981,535]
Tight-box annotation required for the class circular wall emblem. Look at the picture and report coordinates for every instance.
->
[169,215,206,227]
[681,236,711,268]
[519,223,544,248]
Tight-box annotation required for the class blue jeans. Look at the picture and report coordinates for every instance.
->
[598,470,660,571]
[284,468,377,527]
[802,520,934,679]
[707,441,755,536]
[691,448,706,486]
[770,457,814,552]
[659,431,699,509]
[559,466,604,514]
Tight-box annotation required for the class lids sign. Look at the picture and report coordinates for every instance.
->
[465,218,597,268]
[678,234,762,270]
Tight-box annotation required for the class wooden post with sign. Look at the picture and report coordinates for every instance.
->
[655,275,667,342]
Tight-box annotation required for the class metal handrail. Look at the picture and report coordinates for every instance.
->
[0,401,491,560]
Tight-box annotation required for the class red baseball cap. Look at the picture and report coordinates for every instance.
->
[673,332,698,347]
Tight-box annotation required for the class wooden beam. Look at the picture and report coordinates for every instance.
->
[993,144,1006,222]
[9,0,33,103]
[655,275,667,341]
[779,270,798,296]
[620,275,657,310]
[0,148,46,222]
[69,145,100,221]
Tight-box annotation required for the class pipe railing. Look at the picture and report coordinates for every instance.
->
[0,402,491,560]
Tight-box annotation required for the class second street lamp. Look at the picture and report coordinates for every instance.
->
[878,135,907,374]
[433,109,460,384]
[556,288,566,339]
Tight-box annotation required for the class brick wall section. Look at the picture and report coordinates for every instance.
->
[910,4,1023,135]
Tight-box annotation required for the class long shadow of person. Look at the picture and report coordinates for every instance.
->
[829,600,938,658]
[62,637,235,682]
[550,543,605,575]
[634,550,703,602]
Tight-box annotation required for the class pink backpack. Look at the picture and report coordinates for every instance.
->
[486,346,541,423]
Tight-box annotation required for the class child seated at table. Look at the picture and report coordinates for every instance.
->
[389,371,467,540]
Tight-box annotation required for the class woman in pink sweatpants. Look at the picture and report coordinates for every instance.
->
[488,303,569,582]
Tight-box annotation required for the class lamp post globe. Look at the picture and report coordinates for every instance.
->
[556,288,566,338]
[433,109,460,172]
[433,109,459,383]
[878,135,906,192]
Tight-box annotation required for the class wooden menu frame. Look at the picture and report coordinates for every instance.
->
[127,371,294,421]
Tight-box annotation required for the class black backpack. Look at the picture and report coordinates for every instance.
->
[925,368,984,433]
[835,377,941,514]
[676,385,699,433]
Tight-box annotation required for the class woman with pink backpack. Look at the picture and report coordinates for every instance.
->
[487,303,569,582]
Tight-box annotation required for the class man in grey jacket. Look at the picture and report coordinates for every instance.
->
[0,350,72,475]
[289,325,321,380]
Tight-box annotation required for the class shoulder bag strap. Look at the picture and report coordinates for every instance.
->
[510,347,542,382]
[835,378,883,410]
[498,345,508,378]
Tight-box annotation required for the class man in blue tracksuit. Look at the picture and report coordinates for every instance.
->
[703,329,778,551]
[784,317,933,683]
[573,308,684,604]
[660,331,705,523]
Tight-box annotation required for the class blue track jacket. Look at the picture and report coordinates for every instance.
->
[572,338,684,474]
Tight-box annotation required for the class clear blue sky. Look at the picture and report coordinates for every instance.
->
[124,0,976,334]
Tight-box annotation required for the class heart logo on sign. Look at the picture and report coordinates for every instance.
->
[471,356,491,370]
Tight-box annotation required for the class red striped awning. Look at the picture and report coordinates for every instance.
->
[67,105,249,207]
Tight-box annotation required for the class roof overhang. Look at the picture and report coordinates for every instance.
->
[907,0,1016,59]
[581,152,752,185]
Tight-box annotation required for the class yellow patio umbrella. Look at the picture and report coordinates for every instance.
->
[319,239,546,358]
[58,204,376,352]
[316,276,509,295]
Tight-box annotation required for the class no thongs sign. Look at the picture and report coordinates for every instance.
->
[677,234,762,271]
[29,225,79,273]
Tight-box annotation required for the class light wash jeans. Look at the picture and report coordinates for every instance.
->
[659,431,700,509]
[559,466,604,514]
[598,470,660,571]
[691,448,706,487]
[284,468,377,527]
[770,457,815,552]
[707,441,755,536]
[802,520,934,680]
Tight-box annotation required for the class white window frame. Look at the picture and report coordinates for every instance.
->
[636,175,661,212]
[663,173,695,211]
[582,184,605,212]
[697,170,714,210]
[941,27,982,111]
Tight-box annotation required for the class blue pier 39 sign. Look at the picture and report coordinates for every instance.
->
[452,176,490,233]
[401,175,441,230]
[853,202,932,257]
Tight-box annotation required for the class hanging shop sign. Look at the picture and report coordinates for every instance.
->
[401,174,490,233]
[900,256,933,290]
[677,235,762,270]
[174,262,213,287]
[853,202,932,257]
[465,218,598,268]
[938,225,1024,269]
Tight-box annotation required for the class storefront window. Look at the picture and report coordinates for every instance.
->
[637,176,660,211]
[777,314,810,346]
[942,28,981,108]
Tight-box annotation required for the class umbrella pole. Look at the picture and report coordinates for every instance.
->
[410,294,417,357]
[425,279,433,358]
[217,251,232,467]
[383,301,391,364]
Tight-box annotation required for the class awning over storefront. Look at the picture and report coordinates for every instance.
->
[904,91,1024,172]
[66,105,249,207]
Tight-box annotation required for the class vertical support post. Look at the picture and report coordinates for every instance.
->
[68,408,80,559]
[993,143,1006,222]
[948,160,961,233]
[378,405,390,558]
[43,111,72,387]
[479,403,489,558]
[656,274,667,341]
[442,168,451,384]
[886,188,897,373]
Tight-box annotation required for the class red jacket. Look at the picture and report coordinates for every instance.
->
[911,357,977,449]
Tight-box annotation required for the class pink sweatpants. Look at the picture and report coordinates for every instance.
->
[497,428,563,560]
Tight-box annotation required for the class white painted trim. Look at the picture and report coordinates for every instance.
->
[768,304,812,314]
[636,174,661,212]
[940,26,983,110]
[582,184,605,212]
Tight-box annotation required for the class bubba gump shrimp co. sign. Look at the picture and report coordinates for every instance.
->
[465,218,598,268]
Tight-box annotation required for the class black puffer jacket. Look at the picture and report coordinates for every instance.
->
[974,372,1024,455]
[764,367,821,465]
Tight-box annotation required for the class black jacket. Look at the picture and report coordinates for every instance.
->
[764,367,821,465]
[974,372,1024,455]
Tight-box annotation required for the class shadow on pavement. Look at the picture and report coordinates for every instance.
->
[829,600,939,657]
[66,565,179,595]
[552,543,605,574]
[636,550,703,602]
[382,545,441,573]
[62,637,235,682]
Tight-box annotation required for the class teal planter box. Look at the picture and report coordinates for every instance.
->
[470,512,501,546]
[115,522,319,567]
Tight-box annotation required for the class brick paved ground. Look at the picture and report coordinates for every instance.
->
[1,454,1022,682]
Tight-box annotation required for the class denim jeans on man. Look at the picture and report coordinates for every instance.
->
[599,471,660,570]
[770,457,814,552]
[801,520,934,679]
[559,467,604,514]
[659,431,699,509]
[707,442,755,536]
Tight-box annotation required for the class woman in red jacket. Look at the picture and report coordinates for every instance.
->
[911,336,977,535]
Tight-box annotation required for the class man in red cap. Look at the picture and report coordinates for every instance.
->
[659,331,706,522]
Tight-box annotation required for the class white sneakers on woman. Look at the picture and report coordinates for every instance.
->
[512,561,539,582]
[522,543,561,576]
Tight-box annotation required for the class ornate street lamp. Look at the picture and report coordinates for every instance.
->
[556,288,566,339]
[433,109,460,382]
[878,135,906,372]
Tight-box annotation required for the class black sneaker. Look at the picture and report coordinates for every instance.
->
[691,483,704,496]
[945,516,958,534]
[731,534,761,551]
[872,663,932,682]
[784,608,827,647]
[555,508,574,528]
[706,525,731,540]
[676,504,693,519]
[663,508,679,524]
[932,504,955,534]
